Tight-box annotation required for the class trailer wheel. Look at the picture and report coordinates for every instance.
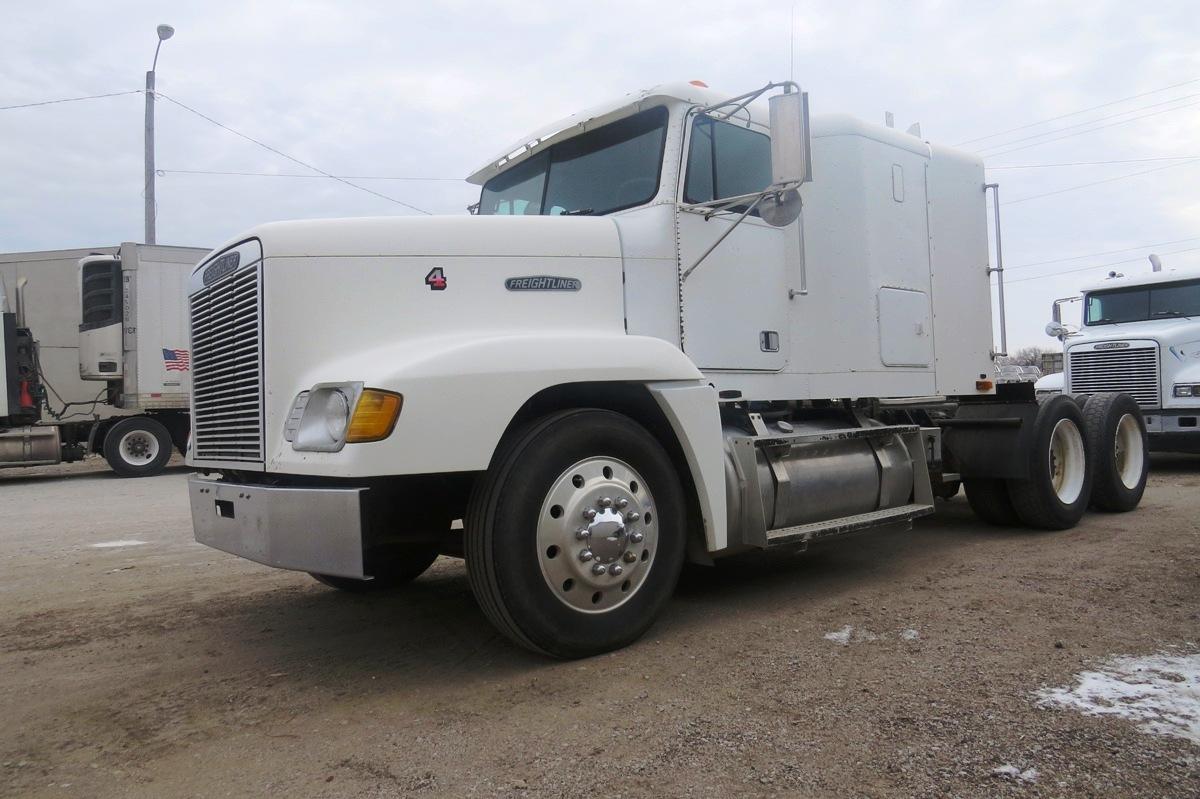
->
[465,409,686,659]
[964,479,1020,525]
[310,544,440,592]
[103,417,173,477]
[1006,396,1092,530]
[1081,392,1147,512]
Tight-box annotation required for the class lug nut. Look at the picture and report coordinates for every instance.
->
[623,550,637,563]
[610,564,623,576]
[583,508,597,521]
[592,563,608,576]
[631,532,644,544]
[617,498,629,509]
[579,549,594,562]
[599,497,613,508]
[626,511,640,523]
[575,528,590,540]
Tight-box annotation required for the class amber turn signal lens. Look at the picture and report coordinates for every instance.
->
[346,390,402,443]
[975,379,994,392]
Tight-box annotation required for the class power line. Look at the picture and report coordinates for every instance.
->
[954,77,1200,146]
[983,97,1200,158]
[987,156,1200,170]
[1006,157,1200,205]
[153,92,432,215]
[976,93,1200,154]
[159,168,461,181]
[1007,236,1200,270]
[1007,245,1200,284]
[0,89,142,111]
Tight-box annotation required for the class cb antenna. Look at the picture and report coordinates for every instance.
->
[789,3,795,81]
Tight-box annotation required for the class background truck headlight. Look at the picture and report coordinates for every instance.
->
[284,382,402,451]
[1173,384,1199,397]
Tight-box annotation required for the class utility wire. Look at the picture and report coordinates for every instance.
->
[982,97,1200,158]
[0,89,142,111]
[1007,246,1200,284]
[976,93,1200,154]
[159,168,461,181]
[153,92,432,214]
[1007,236,1200,270]
[987,156,1200,170]
[954,77,1200,146]
[1006,157,1200,205]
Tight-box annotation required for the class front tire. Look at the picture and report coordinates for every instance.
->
[103,416,173,477]
[1081,392,1148,512]
[1007,396,1092,530]
[465,409,686,659]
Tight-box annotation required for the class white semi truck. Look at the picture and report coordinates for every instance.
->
[0,243,207,475]
[186,82,1150,658]
[1048,268,1200,454]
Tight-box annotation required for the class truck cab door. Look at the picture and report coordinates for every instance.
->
[678,114,791,371]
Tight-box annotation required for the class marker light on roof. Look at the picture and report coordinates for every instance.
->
[689,80,709,88]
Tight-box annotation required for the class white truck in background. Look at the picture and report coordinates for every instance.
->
[0,243,207,475]
[1048,268,1200,453]
[185,81,1150,658]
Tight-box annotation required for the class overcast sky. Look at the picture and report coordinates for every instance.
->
[3,0,1199,351]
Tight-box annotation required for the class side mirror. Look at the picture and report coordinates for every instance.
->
[769,90,812,188]
[1045,321,1067,339]
[1051,301,1062,324]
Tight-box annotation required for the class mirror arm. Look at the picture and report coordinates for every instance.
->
[680,194,767,282]
[697,81,800,121]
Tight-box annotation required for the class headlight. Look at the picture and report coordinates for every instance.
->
[1174,384,1199,397]
[286,382,402,451]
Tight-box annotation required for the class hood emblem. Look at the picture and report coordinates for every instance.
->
[1094,342,1131,350]
[505,276,581,292]
[202,251,240,286]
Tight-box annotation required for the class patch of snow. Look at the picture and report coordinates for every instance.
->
[900,628,920,641]
[1037,652,1200,746]
[824,625,853,645]
[823,625,879,645]
[90,540,148,549]
[991,764,1038,782]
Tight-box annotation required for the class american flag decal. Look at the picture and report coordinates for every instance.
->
[163,348,191,372]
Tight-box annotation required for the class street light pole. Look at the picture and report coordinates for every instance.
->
[144,24,174,245]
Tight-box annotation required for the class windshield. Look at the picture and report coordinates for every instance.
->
[478,105,669,217]
[1084,278,1200,325]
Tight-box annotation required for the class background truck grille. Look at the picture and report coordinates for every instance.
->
[189,264,264,462]
[1067,344,1160,407]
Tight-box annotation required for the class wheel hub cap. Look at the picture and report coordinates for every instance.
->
[537,456,657,613]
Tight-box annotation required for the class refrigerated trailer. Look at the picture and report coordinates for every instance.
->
[0,243,208,475]
[185,81,1151,657]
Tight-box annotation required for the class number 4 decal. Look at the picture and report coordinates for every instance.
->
[425,267,447,291]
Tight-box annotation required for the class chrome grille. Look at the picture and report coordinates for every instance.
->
[189,264,264,462]
[1067,344,1160,407]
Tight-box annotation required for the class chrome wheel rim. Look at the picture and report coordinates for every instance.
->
[1048,418,1086,504]
[1113,413,1144,489]
[118,429,160,466]
[536,456,657,613]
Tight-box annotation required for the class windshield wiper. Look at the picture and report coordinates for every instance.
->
[560,208,594,216]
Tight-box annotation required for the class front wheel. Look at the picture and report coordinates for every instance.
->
[465,409,686,658]
[102,417,173,477]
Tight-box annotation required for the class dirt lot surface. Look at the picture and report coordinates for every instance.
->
[1,455,1198,798]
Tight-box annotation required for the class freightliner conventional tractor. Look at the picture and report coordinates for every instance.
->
[1048,268,1200,454]
[187,82,1149,658]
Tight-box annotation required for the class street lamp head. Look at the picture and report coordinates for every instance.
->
[157,24,175,41]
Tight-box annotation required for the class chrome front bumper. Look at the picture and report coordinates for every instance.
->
[189,475,367,578]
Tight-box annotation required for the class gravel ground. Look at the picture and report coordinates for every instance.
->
[0,455,1198,798]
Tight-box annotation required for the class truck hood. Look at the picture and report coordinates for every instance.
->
[1067,317,1200,356]
[201,214,623,263]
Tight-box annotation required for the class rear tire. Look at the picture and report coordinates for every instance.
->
[310,544,440,592]
[1007,396,1092,530]
[103,416,173,477]
[1081,392,1148,512]
[465,409,686,659]
[964,478,1020,525]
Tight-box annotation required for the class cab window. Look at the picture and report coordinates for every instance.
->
[684,116,772,205]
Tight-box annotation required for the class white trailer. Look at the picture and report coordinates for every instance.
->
[0,243,207,475]
[1048,268,1200,454]
[184,82,1150,657]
